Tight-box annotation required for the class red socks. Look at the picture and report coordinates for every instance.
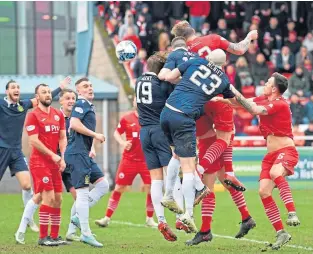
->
[274,176,296,213]
[261,196,284,232]
[202,139,228,168]
[228,188,250,221]
[200,193,215,232]
[50,207,61,239]
[39,205,50,239]
[106,191,122,218]
[146,194,154,218]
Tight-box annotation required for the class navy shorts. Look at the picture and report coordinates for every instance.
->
[0,147,28,181]
[65,153,104,189]
[62,166,73,192]
[140,125,172,170]
[160,107,196,158]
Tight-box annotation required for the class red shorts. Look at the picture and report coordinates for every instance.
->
[115,158,151,186]
[206,102,234,132]
[198,136,224,174]
[260,146,299,180]
[30,165,63,194]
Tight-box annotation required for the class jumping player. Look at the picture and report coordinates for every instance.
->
[135,52,178,241]
[226,73,300,250]
[160,50,235,232]
[95,97,157,229]
[65,77,109,247]
[25,84,67,246]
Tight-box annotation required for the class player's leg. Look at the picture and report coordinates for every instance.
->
[186,172,216,246]
[269,148,300,227]
[217,169,256,238]
[95,158,134,227]
[150,167,177,241]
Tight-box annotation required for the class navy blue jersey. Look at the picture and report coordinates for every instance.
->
[164,48,198,70]
[0,98,33,148]
[136,72,174,126]
[66,98,96,154]
[166,58,235,119]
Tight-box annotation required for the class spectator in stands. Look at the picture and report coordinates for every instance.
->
[149,2,170,25]
[296,46,313,67]
[130,48,147,79]
[118,10,139,40]
[242,2,258,33]
[271,2,289,33]
[290,94,305,125]
[140,4,152,23]
[186,1,211,33]
[136,13,152,53]
[216,19,231,40]
[251,53,270,88]
[293,124,305,146]
[258,2,272,29]
[222,1,240,29]
[245,43,260,65]
[302,32,313,54]
[285,20,296,42]
[168,2,187,27]
[235,57,254,91]
[304,95,313,122]
[228,30,240,64]
[158,32,170,51]
[122,26,142,51]
[201,22,210,36]
[306,2,313,33]
[150,20,167,54]
[276,46,295,73]
[225,64,236,89]
[233,110,246,136]
[289,66,311,97]
[304,122,313,146]
[264,17,282,49]
[110,5,123,23]
[285,31,302,55]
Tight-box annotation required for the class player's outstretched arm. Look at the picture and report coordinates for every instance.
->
[158,68,171,80]
[229,85,268,115]
[226,30,258,55]
[70,117,105,142]
[165,68,181,83]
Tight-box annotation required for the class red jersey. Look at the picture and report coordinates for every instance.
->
[187,34,230,60]
[25,107,65,166]
[116,111,145,161]
[253,95,293,139]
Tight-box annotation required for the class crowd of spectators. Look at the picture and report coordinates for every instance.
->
[96,1,313,145]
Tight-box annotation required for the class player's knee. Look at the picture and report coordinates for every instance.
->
[20,182,32,191]
[142,184,151,193]
[115,185,127,193]
[95,178,109,196]
[258,187,271,198]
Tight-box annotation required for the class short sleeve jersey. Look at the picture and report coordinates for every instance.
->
[0,98,33,148]
[136,72,173,126]
[116,111,145,161]
[25,107,65,165]
[66,98,96,154]
[253,95,293,139]
[166,58,235,119]
[187,34,230,59]
[164,48,198,70]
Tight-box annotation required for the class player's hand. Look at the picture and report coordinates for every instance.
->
[59,159,66,172]
[247,30,258,41]
[89,147,96,158]
[210,97,223,102]
[51,154,61,164]
[123,140,132,151]
[60,76,71,90]
[94,133,105,143]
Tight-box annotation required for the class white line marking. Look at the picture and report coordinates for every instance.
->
[111,220,313,251]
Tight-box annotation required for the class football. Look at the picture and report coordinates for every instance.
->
[115,40,137,62]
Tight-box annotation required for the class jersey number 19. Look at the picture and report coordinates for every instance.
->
[136,82,152,104]
[190,65,222,96]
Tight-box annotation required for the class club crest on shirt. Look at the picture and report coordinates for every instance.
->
[42,177,49,184]
[85,175,90,184]
[54,115,60,121]
[75,107,83,114]
[17,105,24,112]
[119,172,125,179]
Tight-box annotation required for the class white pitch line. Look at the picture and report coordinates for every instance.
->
[111,220,313,251]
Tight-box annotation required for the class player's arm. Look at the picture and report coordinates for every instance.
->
[164,68,181,83]
[70,117,103,140]
[114,118,132,150]
[159,54,175,80]
[30,76,71,107]
[229,85,268,115]
[226,30,258,55]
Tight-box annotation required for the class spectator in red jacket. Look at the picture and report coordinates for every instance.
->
[123,27,142,51]
[186,1,210,33]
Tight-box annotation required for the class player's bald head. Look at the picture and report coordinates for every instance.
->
[147,52,167,75]
[208,49,226,68]
[171,20,195,39]
[171,36,187,49]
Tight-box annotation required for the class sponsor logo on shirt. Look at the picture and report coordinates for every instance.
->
[17,105,24,112]
[45,125,60,132]
[26,125,35,131]
[75,107,83,114]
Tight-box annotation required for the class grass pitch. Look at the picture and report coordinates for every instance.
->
[0,190,312,253]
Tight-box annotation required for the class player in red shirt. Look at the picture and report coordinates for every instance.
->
[95,98,157,228]
[170,21,258,170]
[25,84,67,246]
[226,73,300,251]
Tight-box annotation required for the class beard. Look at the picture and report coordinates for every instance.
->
[9,93,19,102]
[40,99,52,107]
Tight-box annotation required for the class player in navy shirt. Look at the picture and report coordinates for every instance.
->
[135,52,178,241]
[64,77,109,247]
[160,49,235,231]
[6,77,70,244]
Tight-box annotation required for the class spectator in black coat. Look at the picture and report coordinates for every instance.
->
[264,17,282,49]
[285,31,302,55]
[251,53,270,86]
[216,19,231,40]
[276,46,295,73]
[290,94,305,125]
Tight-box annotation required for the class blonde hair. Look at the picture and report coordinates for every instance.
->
[235,57,248,68]
[171,20,195,39]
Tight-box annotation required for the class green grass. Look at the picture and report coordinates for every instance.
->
[0,190,312,253]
